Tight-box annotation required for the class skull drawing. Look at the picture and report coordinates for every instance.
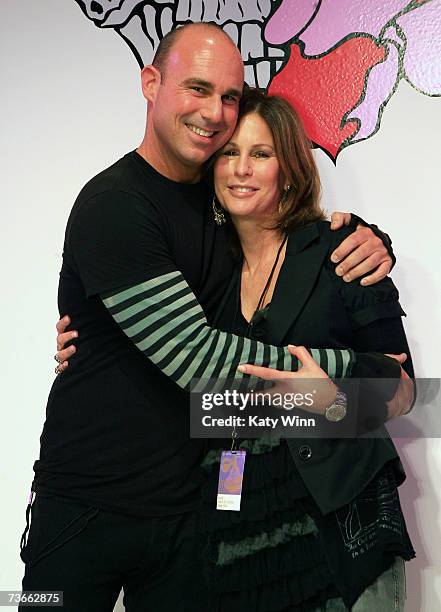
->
[75,0,286,88]
[74,0,440,159]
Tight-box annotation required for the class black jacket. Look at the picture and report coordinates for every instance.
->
[214,220,413,515]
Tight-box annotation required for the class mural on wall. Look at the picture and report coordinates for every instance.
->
[75,0,440,161]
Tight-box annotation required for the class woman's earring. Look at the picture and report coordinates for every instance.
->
[278,185,291,215]
[212,197,226,226]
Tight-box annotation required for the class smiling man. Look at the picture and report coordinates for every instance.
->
[138,25,244,181]
[21,23,393,612]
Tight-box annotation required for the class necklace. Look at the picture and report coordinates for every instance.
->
[244,234,288,334]
[234,234,287,450]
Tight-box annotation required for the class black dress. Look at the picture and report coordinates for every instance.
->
[200,222,415,611]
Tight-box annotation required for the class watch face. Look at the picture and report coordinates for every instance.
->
[326,404,346,422]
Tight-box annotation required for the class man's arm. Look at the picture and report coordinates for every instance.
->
[330,212,394,286]
[55,198,391,376]
[55,213,394,372]
[100,270,353,391]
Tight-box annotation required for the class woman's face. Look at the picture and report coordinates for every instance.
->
[214,113,284,224]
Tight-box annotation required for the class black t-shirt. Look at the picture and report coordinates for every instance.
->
[33,151,235,517]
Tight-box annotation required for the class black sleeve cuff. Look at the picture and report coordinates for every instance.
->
[345,352,402,434]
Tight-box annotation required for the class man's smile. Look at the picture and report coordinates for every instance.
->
[185,123,216,138]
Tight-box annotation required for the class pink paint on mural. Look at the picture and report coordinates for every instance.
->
[346,43,401,143]
[74,0,441,160]
[265,0,409,55]
[396,0,441,94]
[264,0,317,46]
[265,0,440,158]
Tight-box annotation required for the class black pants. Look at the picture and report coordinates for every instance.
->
[20,495,209,612]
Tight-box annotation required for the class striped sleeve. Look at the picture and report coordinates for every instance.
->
[103,271,354,391]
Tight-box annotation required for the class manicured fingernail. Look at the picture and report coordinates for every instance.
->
[360,278,368,286]
[336,266,343,275]
[343,274,351,282]
[238,365,248,373]
[331,254,339,263]
[73,331,78,338]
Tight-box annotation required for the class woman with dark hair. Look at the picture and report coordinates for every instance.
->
[200,88,415,611]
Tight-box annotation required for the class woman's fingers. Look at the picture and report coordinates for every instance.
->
[55,318,78,374]
[385,352,407,364]
[57,344,76,363]
[237,364,290,379]
[56,330,78,352]
[56,315,71,334]
[287,344,311,367]
[238,346,318,378]
[55,361,69,375]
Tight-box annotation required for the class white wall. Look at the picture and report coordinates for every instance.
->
[1,2,440,610]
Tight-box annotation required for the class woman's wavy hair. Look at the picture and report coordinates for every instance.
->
[219,87,325,233]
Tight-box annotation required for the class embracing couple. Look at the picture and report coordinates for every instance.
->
[21,22,415,612]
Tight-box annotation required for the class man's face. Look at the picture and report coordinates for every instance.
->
[147,30,244,182]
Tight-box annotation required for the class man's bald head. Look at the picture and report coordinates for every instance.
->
[139,21,244,182]
[152,22,241,79]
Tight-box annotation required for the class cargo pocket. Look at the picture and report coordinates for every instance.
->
[20,494,99,567]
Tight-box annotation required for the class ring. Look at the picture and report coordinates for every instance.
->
[54,353,62,364]
[55,365,62,375]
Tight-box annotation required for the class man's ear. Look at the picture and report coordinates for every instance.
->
[141,65,161,103]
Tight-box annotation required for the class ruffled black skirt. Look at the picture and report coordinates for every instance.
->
[200,436,414,611]
[200,437,341,611]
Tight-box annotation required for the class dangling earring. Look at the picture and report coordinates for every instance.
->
[278,185,291,215]
[212,196,226,226]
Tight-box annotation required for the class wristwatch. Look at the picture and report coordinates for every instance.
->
[325,390,347,422]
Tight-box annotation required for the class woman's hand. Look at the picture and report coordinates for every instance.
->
[54,315,78,373]
[239,348,415,420]
[238,345,337,415]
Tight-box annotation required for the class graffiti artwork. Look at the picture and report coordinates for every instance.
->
[75,0,440,160]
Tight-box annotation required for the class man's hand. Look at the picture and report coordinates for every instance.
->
[238,345,337,415]
[384,352,414,418]
[330,212,392,286]
[55,315,77,373]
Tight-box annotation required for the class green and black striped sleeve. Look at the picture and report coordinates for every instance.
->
[102,270,354,391]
